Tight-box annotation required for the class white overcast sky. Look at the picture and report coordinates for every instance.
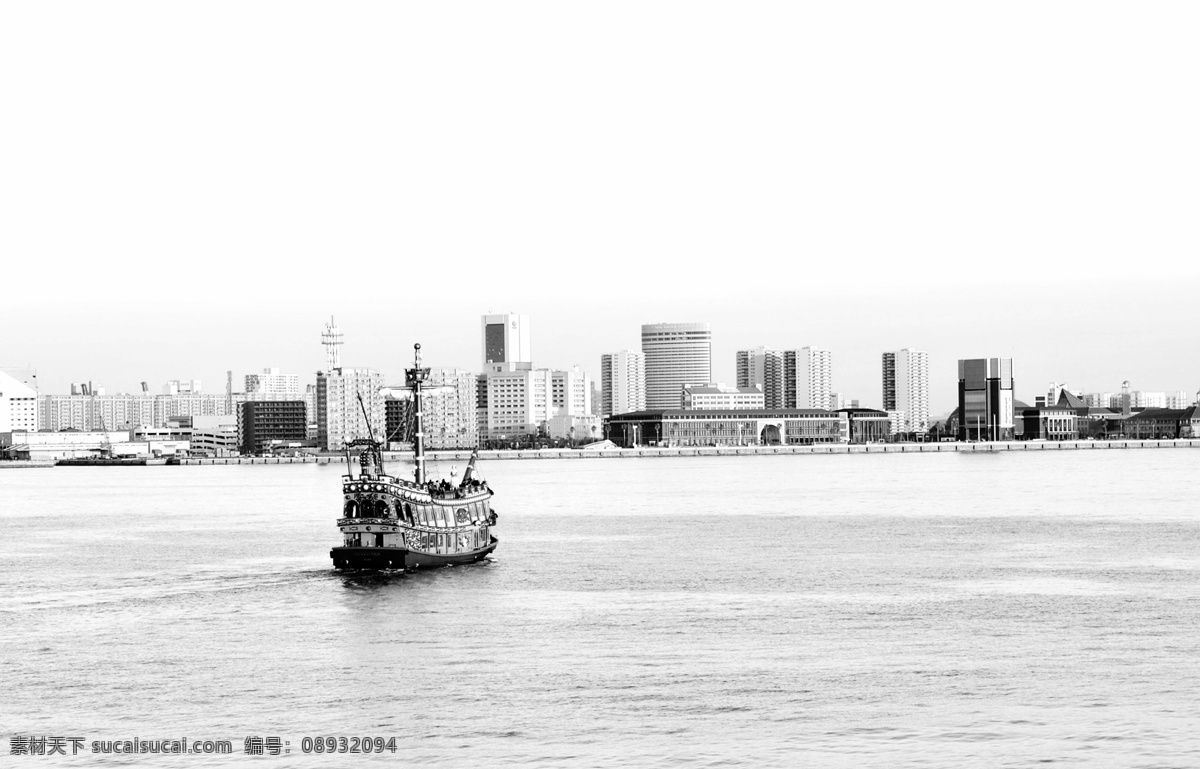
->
[2,2,1197,413]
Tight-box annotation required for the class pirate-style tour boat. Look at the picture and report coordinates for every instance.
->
[330,343,499,571]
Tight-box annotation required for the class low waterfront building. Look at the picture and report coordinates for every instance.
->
[1052,390,1117,439]
[547,413,603,443]
[1020,406,1079,441]
[836,408,893,443]
[606,408,848,448]
[682,384,765,410]
[1119,406,1200,439]
[0,430,188,461]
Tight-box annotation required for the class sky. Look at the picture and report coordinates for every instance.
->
[2,2,1198,415]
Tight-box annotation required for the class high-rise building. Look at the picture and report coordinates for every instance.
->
[778,348,832,410]
[481,313,532,373]
[239,401,307,455]
[736,347,769,392]
[245,368,301,398]
[316,368,386,451]
[384,368,478,450]
[600,350,645,417]
[479,368,554,441]
[957,358,1015,441]
[641,322,711,410]
[882,348,930,434]
[552,366,592,417]
[758,347,831,409]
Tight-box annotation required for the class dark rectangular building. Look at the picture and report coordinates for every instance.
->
[240,401,307,455]
[958,358,1015,441]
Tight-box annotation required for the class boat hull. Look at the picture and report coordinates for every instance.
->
[330,537,498,572]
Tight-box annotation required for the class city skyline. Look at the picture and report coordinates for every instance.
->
[6,304,1197,418]
[3,4,1197,416]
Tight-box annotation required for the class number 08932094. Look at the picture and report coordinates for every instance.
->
[300,737,397,754]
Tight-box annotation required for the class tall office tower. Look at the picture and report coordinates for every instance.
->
[481,313,532,373]
[641,322,712,410]
[736,347,769,392]
[781,347,832,409]
[316,368,386,451]
[957,358,1014,441]
[600,350,646,417]
[882,348,930,433]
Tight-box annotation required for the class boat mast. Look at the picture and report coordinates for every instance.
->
[406,343,430,484]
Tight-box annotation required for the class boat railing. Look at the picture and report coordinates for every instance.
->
[339,517,487,532]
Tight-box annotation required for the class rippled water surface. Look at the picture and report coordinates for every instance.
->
[3,450,1200,766]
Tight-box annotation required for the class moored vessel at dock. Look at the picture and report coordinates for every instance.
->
[330,344,498,571]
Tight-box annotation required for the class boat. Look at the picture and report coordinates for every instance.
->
[57,456,169,466]
[329,343,499,571]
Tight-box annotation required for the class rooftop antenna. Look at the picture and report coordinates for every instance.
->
[322,316,343,372]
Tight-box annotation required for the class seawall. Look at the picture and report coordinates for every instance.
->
[114,438,1200,466]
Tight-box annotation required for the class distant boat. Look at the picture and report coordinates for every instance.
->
[57,457,169,466]
[329,343,499,571]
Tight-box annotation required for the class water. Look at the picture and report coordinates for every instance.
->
[3,450,1200,766]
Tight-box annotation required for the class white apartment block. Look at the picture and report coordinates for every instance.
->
[39,393,244,431]
[600,350,645,417]
[642,322,712,411]
[552,366,593,417]
[428,367,479,448]
[481,368,554,439]
[682,384,765,410]
[245,368,301,397]
[385,380,478,450]
[0,370,39,433]
[763,347,831,410]
[1165,391,1191,409]
[882,348,930,433]
[1131,391,1167,409]
[316,368,386,451]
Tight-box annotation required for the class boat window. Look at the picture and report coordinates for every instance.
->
[402,503,413,523]
[376,498,391,518]
[344,500,358,518]
[441,509,454,528]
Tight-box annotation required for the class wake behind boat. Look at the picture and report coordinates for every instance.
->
[329,343,498,571]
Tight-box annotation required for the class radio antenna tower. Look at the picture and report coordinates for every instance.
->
[322,317,343,372]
